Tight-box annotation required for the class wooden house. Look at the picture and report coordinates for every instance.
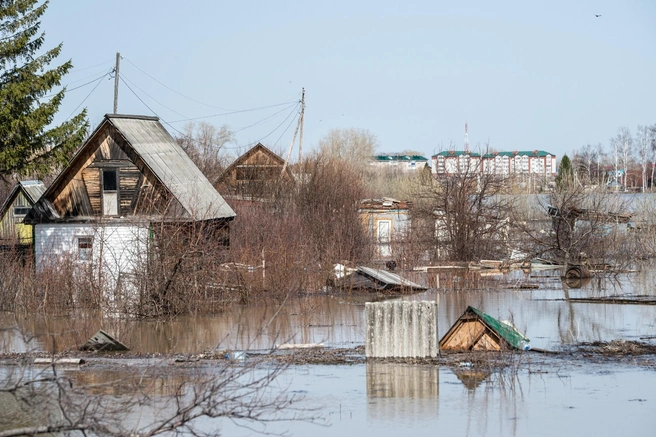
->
[439,306,530,352]
[0,180,45,245]
[25,114,236,289]
[359,198,411,260]
[214,143,294,200]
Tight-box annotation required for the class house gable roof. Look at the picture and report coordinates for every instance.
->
[0,180,45,220]
[27,114,235,223]
[215,142,292,186]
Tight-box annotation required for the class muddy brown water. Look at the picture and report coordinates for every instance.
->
[1,264,655,436]
[1,265,655,354]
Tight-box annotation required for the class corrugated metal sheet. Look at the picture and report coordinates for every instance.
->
[107,115,235,221]
[19,180,46,203]
[356,266,426,290]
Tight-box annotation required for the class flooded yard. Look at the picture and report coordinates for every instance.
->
[1,263,655,436]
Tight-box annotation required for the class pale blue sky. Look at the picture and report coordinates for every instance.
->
[42,1,656,161]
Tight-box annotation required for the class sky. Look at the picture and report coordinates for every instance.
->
[39,0,656,162]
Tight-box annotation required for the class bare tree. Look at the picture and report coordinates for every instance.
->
[0,328,316,437]
[514,182,633,267]
[610,127,633,189]
[176,122,235,182]
[410,166,513,262]
[317,128,379,164]
[636,125,652,192]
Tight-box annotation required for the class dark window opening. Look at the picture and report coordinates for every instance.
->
[13,206,30,216]
[103,170,118,191]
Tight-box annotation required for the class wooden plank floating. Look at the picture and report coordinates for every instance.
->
[276,343,324,350]
[34,358,86,365]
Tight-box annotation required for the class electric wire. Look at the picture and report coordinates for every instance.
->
[64,73,106,121]
[233,101,299,133]
[42,69,113,99]
[119,75,204,145]
[272,106,302,147]
[124,57,299,123]
[119,75,161,119]
[119,72,302,154]
[124,57,234,111]
[225,102,300,151]
[168,101,300,124]
[69,60,114,73]
[120,73,189,120]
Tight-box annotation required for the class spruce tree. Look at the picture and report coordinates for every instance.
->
[556,154,574,189]
[0,0,87,178]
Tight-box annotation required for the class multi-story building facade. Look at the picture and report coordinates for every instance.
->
[432,150,557,177]
[432,151,482,175]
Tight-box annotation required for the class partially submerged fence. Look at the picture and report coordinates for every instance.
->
[365,301,438,358]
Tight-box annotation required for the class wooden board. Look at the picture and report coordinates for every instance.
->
[472,332,502,351]
[441,320,486,351]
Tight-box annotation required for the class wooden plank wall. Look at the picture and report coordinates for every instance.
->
[50,125,174,219]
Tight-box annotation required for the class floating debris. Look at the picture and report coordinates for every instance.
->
[79,329,129,352]
[331,266,426,292]
[34,358,86,365]
[277,343,324,350]
[567,295,656,305]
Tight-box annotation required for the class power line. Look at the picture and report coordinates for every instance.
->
[119,72,303,156]
[69,60,114,73]
[120,73,189,120]
[225,103,300,151]
[123,56,299,123]
[42,69,113,99]
[119,75,160,118]
[64,74,106,121]
[233,102,299,133]
[124,57,234,111]
[273,106,301,147]
[168,101,300,124]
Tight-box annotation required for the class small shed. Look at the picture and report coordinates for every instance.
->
[439,306,530,352]
[214,143,294,200]
[0,180,45,244]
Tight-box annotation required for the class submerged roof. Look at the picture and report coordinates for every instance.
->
[467,306,529,349]
[333,266,426,291]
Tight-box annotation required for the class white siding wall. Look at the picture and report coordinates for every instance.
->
[35,223,149,292]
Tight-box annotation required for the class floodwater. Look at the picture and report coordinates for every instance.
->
[2,264,655,353]
[1,263,656,436]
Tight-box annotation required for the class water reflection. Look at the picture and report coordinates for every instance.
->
[450,366,490,390]
[366,362,439,421]
[1,262,656,354]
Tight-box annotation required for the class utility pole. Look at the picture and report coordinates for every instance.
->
[113,52,120,114]
[298,88,305,162]
[281,89,305,177]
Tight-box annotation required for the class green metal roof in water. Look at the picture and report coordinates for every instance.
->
[468,306,530,350]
